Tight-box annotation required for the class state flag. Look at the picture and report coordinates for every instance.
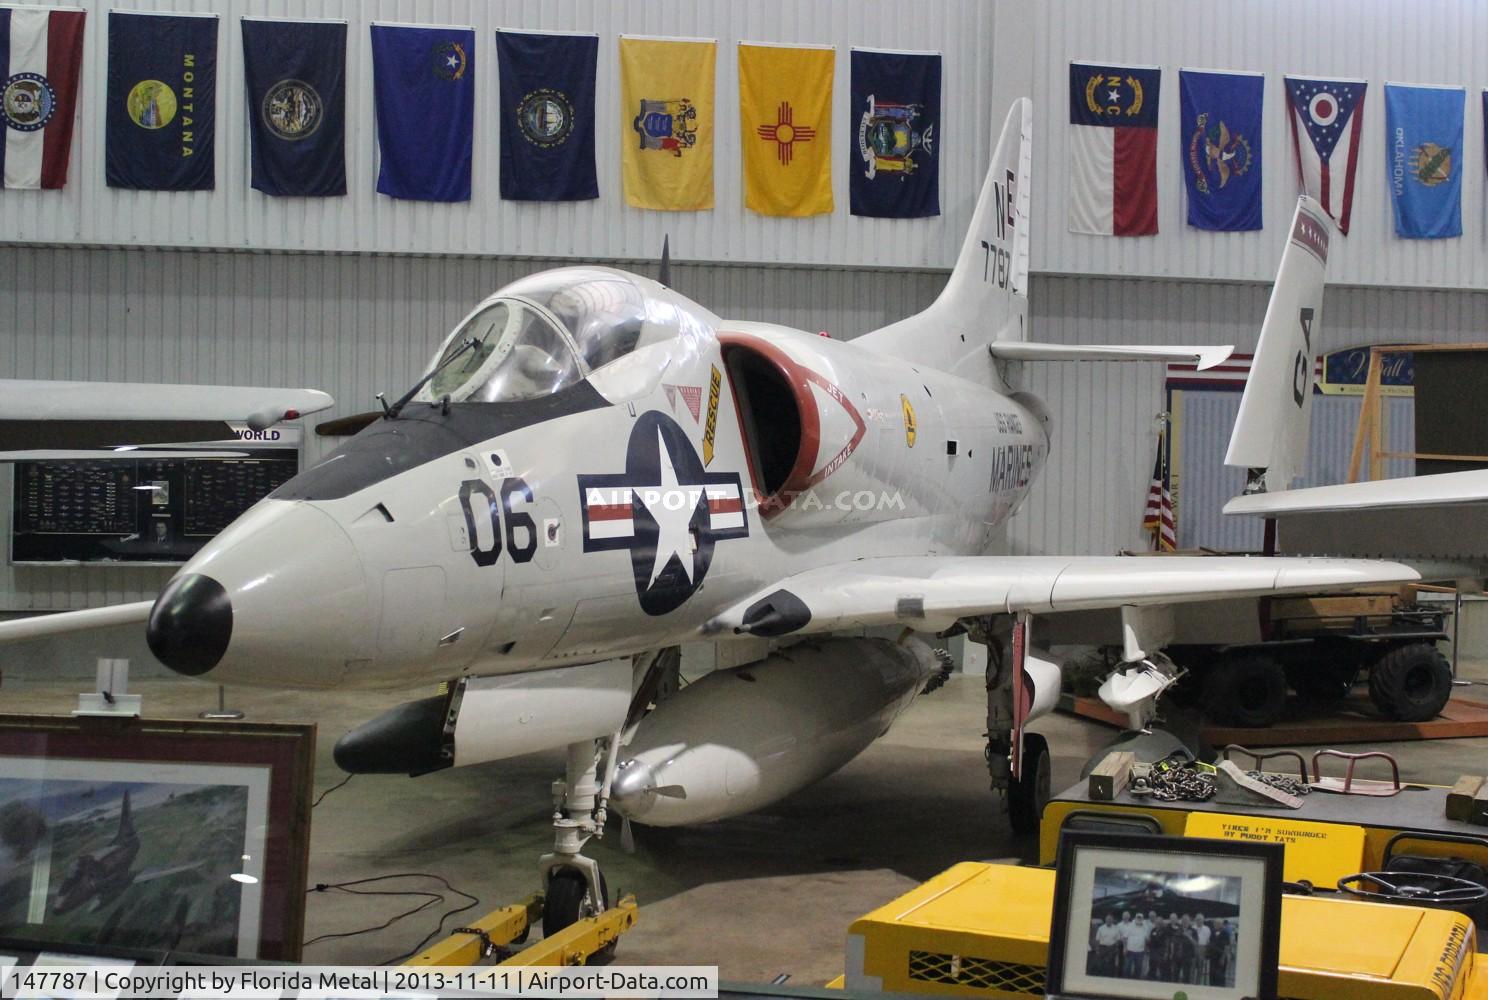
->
[0,5,85,190]
[496,30,598,202]
[1284,76,1366,235]
[371,22,475,202]
[1179,69,1262,232]
[106,12,216,191]
[740,43,834,217]
[1069,62,1160,236]
[1385,83,1463,240]
[619,36,715,211]
[242,18,347,197]
[849,48,940,219]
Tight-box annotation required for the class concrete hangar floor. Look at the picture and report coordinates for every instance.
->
[9,667,1488,982]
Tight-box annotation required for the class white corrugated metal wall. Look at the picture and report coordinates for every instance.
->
[4,0,992,268]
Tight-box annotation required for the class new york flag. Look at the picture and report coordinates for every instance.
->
[1284,76,1366,235]
[0,5,85,189]
[1069,62,1160,236]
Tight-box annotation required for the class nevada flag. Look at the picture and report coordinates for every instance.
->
[1068,62,1160,236]
[0,5,86,189]
[371,23,475,202]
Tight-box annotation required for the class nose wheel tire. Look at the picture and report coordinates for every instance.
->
[1009,732,1051,835]
[543,867,615,962]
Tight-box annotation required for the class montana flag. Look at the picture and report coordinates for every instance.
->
[496,30,597,201]
[849,48,939,219]
[740,44,834,217]
[619,36,714,211]
[0,6,85,189]
[106,12,216,191]
[1284,76,1366,235]
[1385,83,1463,240]
[1069,62,1160,236]
[241,19,346,197]
[1179,69,1262,231]
[371,23,475,202]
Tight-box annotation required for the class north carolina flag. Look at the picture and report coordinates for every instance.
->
[1284,76,1366,235]
[0,5,85,190]
[740,43,834,217]
[1069,62,1160,236]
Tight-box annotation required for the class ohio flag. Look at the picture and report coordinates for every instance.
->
[1069,62,1160,236]
[0,5,86,189]
[1284,76,1366,235]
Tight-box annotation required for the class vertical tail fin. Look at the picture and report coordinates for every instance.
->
[857,98,1032,383]
[1224,196,1332,494]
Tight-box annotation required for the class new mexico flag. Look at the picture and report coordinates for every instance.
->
[620,36,715,211]
[739,43,834,216]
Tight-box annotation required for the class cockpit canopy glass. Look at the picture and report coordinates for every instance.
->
[415,269,654,404]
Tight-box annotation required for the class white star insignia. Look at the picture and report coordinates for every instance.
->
[637,428,704,588]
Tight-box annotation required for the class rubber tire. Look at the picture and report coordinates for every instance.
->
[1009,732,1051,836]
[543,867,613,961]
[1368,643,1453,722]
[1204,653,1288,727]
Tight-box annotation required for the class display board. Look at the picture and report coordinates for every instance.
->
[10,440,298,565]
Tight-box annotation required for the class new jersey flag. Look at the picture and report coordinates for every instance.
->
[740,43,834,217]
[620,36,714,211]
[497,30,598,201]
[242,19,346,197]
[371,23,475,202]
[0,5,85,190]
[849,49,940,219]
[1284,76,1366,235]
[1385,83,1463,240]
[106,12,215,191]
[1069,62,1160,236]
[1179,69,1262,232]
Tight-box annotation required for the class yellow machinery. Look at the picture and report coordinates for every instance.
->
[842,862,1485,999]
[404,893,638,967]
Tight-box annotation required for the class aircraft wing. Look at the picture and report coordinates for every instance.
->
[0,379,333,452]
[0,601,155,644]
[706,555,1475,637]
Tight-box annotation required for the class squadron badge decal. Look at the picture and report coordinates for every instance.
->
[578,411,748,616]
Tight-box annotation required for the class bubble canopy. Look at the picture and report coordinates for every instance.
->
[414,268,654,404]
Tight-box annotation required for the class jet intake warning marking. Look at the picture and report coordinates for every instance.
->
[579,410,748,616]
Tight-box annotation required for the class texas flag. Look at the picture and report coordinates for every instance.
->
[1284,76,1366,235]
[1068,62,1161,236]
[0,6,85,189]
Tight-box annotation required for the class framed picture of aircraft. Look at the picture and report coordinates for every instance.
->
[0,715,314,961]
[1046,831,1282,1000]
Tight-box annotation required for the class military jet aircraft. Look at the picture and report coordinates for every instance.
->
[1,99,1466,937]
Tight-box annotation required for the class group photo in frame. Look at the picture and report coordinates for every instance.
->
[0,715,314,961]
[1046,830,1284,1000]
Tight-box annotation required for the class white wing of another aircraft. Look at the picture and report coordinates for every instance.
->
[0,379,333,455]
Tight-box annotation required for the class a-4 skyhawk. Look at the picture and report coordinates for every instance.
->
[3,99,1469,940]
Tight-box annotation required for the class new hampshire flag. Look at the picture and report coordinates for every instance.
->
[1179,69,1262,231]
[371,23,474,202]
[1385,83,1463,239]
[496,30,598,201]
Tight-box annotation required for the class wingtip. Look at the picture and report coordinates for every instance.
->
[1196,346,1234,371]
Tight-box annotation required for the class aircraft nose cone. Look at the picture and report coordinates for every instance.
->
[147,573,232,676]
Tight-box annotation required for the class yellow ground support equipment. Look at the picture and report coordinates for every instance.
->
[843,863,1486,1000]
[404,893,638,968]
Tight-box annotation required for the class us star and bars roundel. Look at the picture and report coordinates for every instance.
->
[2,73,56,132]
[578,410,748,616]
[262,80,324,141]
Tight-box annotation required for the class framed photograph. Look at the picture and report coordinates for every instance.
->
[1047,831,1283,1000]
[0,715,314,961]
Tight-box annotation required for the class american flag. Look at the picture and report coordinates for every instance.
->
[1142,432,1176,551]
